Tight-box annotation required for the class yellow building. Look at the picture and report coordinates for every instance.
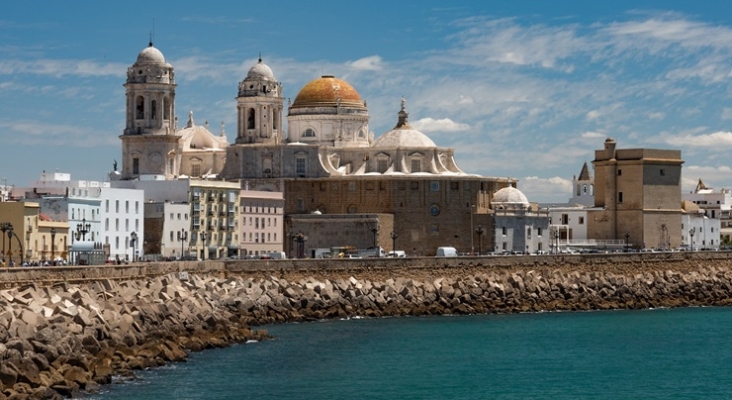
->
[0,202,69,264]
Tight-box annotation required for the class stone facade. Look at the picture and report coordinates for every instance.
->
[588,138,684,250]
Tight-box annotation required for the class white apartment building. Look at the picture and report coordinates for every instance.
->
[26,172,144,261]
[114,178,240,259]
[682,180,730,244]
[240,188,284,257]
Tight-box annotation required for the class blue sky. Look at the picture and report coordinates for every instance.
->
[3,1,732,202]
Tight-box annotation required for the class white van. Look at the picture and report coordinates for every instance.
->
[436,247,458,257]
[387,250,406,258]
[268,251,287,260]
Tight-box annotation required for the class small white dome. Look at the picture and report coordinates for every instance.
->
[373,98,436,148]
[136,44,166,64]
[492,187,529,205]
[373,128,436,148]
[247,59,275,80]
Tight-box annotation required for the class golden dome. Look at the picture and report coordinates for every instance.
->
[291,75,365,109]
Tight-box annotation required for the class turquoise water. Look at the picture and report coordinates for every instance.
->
[93,308,732,399]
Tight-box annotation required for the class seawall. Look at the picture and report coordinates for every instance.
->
[1,252,732,399]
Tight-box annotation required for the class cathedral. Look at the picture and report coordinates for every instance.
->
[119,42,519,256]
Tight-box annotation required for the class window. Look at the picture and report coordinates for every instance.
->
[136,96,144,119]
[105,200,109,213]
[105,218,109,230]
[502,227,507,235]
[377,159,388,173]
[135,201,139,214]
[429,204,440,216]
[191,164,201,177]
[296,158,306,177]
[125,201,129,213]
[430,181,439,192]
[411,181,419,190]
[133,158,139,175]
[527,228,532,239]
[348,182,356,192]
[116,200,119,213]
[451,182,459,191]
[618,192,623,203]
[151,100,157,119]
[660,169,665,176]
[411,159,421,173]
[248,108,255,129]
[177,213,181,220]
[617,169,622,176]
[537,228,542,236]
[115,218,119,231]
[579,217,585,225]
[303,128,315,137]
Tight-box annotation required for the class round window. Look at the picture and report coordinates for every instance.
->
[429,204,440,216]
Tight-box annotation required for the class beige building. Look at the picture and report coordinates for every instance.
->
[588,138,684,250]
[240,187,284,257]
[0,202,69,264]
[119,42,228,181]
[115,45,515,256]
[221,63,513,256]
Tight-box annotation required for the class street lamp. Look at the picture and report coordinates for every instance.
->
[50,227,57,263]
[295,232,305,259]
[391,231,398,256]
[6,223,13,265]
[470,204,475,255]
[554,230,559,254]
[200,231,208,259]
[0,222,9,261]
[75,218,91,241]
[475,225,485,255]
[689,228,695,251]
[178,229,188,260]
[130,232,138,262]
[624,231,630,252]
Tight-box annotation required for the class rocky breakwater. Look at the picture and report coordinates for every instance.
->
[0,274,267,399]
[230,263,732,323]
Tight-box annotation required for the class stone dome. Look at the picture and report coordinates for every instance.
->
[247,58,275,80]
[373,98,436,148]
[291,76,365,109]
[373,128,436,148]
[492,186,529,205]
[135,43,166,65]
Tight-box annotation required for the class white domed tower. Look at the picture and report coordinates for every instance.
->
[120,41,179,179]
[235,57,283,145]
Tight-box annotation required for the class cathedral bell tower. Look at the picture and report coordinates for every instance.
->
[235,57,284,145]
[120,42,179,179]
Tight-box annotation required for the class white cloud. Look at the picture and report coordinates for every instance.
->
[581,131,605,139]
[585,110,601,121]
[518,176,573,203]
[0,119,117,147]
[0,59,126,77]
[647,112,665,120]
[663,131,732,149]
[411,117,469,132]
[346,55,383,71]
[721,108,732,121]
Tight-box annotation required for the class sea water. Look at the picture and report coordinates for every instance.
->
[93,307,732,399]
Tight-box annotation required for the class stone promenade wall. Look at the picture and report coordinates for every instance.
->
[1,252,732,398]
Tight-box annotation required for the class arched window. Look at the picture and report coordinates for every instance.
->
[163,97,170,120]
[136,96,144,119]
[151,100,157,120]
[303,128,316,137]
[248,108,255,129]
